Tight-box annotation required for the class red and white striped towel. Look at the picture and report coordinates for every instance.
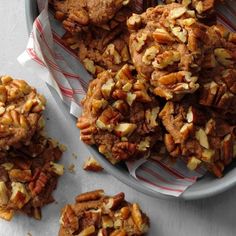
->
[18,0,236,197]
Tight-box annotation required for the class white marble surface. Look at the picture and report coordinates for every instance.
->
[0,1,235,235]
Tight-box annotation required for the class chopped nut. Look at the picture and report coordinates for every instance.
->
[137,137,151,152]
[10,182,31,209]
[1,75,13,84]
[103,44,121,65]
[50,162,64,176]
[182,0,191,6]
[0,208,14,221]
[60,204,79,231]
[127,13,142,30]
[0,106,5,115]
[195,128,209,149]
[122,82,132,92]
[229,32,236,43]
[142,46,160,65]
[120,206,130,220]
[202,149,215,163]
[153,51,180,69]
[0,181,9,206]
[187,156,201,170]
[104,192,125,211]
[178,17,196,26]
[180,123,193,141]
[131,203,148,233]
[114,123,137,137]
[96,107,120,131]
[83,58,96,75]
[169,6,187,19]
[92,99,108,114]
[152,28,175,43]
[214,48,233,66]
[76,189,104,203]
[83,157,103,172]
[145,107,159,128]
[135,32,148,52]
[172,26,187,43]
[78,225,96,236]
[126,92,136,106]
[195,1,203,14]
[1,163,14,171]
[121,45,130,62]
[101,79,115,99]
[9,169,32,182]
[102,215,114,228]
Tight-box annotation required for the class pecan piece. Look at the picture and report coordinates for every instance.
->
[83,157,103,172]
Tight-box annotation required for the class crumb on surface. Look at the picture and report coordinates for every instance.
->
[68,164,75,173]
[72,153,78,159]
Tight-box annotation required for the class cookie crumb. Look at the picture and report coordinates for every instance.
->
[72,153,78,159]
[68,164,75,173]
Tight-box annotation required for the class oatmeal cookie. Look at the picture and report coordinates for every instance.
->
[0,134,64,220]
[0,76,46,150]
[128,3,208,101]
[59,189,149,236]
[197,25,236,114]
[159,101,236,177]
[77,65,162,164]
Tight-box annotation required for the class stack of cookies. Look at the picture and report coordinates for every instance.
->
[51,1,236,178]
[0,75,64,220]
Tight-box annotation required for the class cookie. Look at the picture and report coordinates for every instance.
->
[128,3,208,101]
[59,189,149,236]
[0,76,46,150]
[77,64,162,164]
[197,25,236,114]
[50,0,132,34]
[0,134,64,220]
[159,101,236,177]
[62,22,131,75]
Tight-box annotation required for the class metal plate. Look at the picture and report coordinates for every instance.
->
[25,0,236,200]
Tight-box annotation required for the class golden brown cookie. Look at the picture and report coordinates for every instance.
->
[0,76,46,150]
[0,134,64,220]
[50,0,159,34]
[59,189,149,236]
[197,25,236,114]
[62,21,131,75]
[77,65,162,164]
[50,0,131,34]
[159,101,236,177]
[128,3,208,101]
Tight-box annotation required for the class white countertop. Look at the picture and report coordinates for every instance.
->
[0,1,235,235]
